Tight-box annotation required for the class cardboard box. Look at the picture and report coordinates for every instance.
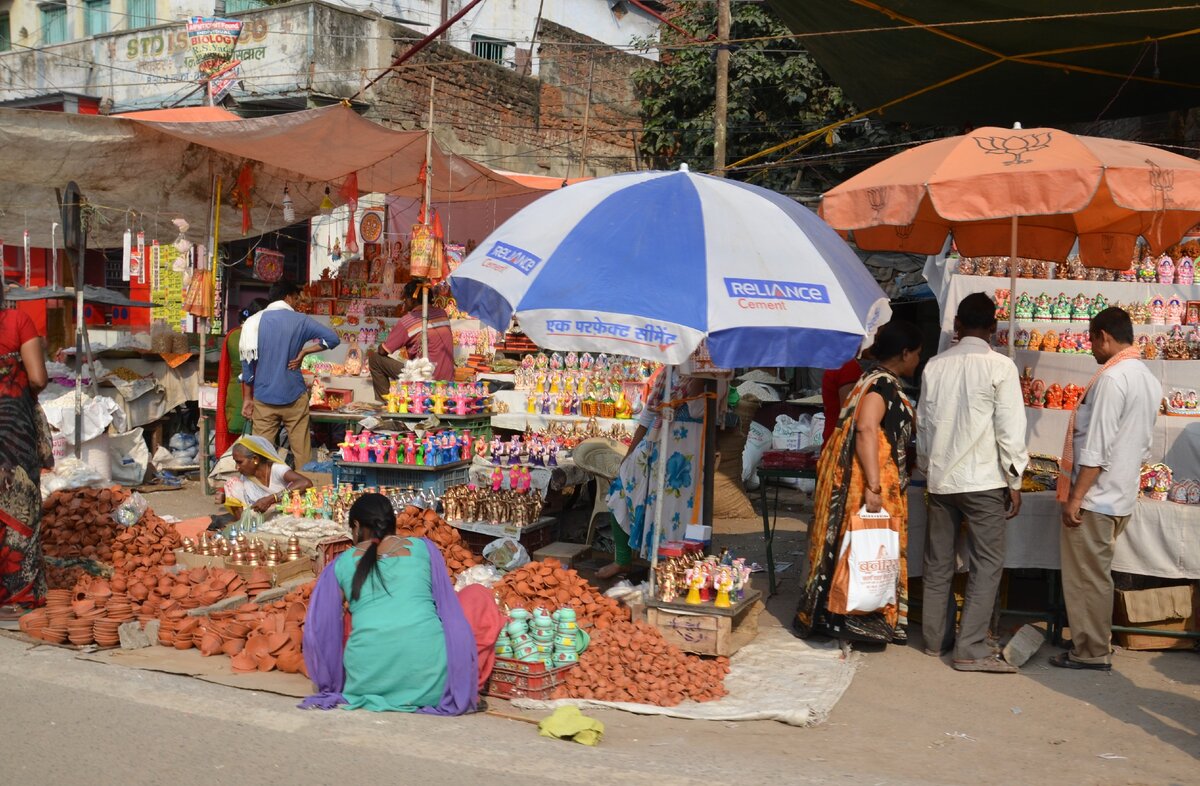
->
[230,555,314,587]
[532,541,591,568]
[646,599,762,657]
[173,549,225,569]
[684,524,712,543]
[303,471,334,487]
[1114,585,1197,651]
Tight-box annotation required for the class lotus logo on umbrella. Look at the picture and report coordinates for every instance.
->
[867,187,887,220]
[972,132,1053,165]
[1147,159,1174,208]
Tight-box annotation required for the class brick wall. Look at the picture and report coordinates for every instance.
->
[369,20,646,177]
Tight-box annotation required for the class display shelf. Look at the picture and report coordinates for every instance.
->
[331,460,471,493]
[335,459,470,472]
[941,270,1200,483]
[491,412,637,435]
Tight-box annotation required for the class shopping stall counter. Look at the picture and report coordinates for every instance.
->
[55,354,201,430]
[907,491,1200,580]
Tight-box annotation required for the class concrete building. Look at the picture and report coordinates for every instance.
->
[0,0,662,175]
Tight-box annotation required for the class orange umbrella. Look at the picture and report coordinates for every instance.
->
[820,125,1200,269]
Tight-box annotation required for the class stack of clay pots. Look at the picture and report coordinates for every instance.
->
[123,567,247,622]
[19,580,137,648]
[554,619,731,706]
[110,514,181,572]
[394,506,481,576]
[497,559,628,630]
[243,567,272,600]
[195,584,310,675]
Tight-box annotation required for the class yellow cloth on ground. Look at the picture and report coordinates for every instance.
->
[537,706,605,746]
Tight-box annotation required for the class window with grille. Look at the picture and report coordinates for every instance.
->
[471,35,512,67]
[0,13,11,51]
[224,0,265,12]
[126,0,154,29]
[85,0,110,36]
[40,3,67,44]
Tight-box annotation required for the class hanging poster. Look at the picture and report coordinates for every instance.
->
[186,16,243,77]
[151,244,187,332]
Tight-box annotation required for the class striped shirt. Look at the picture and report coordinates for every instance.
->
[383,305,456,380]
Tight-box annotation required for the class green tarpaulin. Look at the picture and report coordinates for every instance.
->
[766,1,1200,124]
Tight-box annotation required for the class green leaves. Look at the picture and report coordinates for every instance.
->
[632,2,946,199]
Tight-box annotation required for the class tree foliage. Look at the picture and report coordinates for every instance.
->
[632,2,946,200]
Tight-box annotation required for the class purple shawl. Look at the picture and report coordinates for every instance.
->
[299,537,479,714]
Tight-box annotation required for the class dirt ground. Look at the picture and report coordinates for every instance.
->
[130,480,1200,783]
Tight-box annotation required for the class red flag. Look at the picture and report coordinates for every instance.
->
[339,172,360,254]
[236,165,254,235]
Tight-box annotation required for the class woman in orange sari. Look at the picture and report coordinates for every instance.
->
[795,320,922,644]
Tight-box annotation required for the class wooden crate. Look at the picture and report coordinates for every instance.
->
[646,599,763,657]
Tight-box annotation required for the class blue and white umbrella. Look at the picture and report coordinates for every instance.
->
[450,166,890,368]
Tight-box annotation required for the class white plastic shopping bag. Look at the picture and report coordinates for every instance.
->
[826,507,900,615]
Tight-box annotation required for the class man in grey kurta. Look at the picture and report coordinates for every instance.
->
[1052,307,1160,672]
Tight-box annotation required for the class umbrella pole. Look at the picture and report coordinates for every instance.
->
[199,172,218,493]
[1008,216,1018,359]
[648,365,674,596]
[702,378,716,531]
[421,77,434,360]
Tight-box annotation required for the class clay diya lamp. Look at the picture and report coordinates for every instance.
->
[221,639,246,657]
[230,651,257,672]
[275,651,304,674]
[198,632,223,656]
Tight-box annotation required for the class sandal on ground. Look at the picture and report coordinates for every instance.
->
[595,563,631,580]
[0,605,28,621]
[953,654,1018,673]
[1048,652,1111,672]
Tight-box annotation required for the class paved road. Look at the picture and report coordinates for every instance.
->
[0,634,853,786]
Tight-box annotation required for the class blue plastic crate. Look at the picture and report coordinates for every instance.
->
[332,462,471,496]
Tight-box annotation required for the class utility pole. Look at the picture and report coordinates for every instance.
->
[578,55,596,178]
[712,0,731,177]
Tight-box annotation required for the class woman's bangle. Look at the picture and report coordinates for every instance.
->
[866,484,882,495]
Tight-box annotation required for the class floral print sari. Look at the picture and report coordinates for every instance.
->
[607,375,703,559]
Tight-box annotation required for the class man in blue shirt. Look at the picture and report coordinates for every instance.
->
[241,280,340,470]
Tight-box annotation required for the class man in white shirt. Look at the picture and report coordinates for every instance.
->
[917,293,1028,673]
[1051,307,1160,672]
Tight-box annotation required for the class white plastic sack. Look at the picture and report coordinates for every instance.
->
[455,564,504,591]
[837,508,900,613]
[742,421,773,488]
[39,392,124,445]
[482,537,530,572]
[807,414,826,449]
[108,428,148,486]
[40,457,105,497]
[771,414,810,451]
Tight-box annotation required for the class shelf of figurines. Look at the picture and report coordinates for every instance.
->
[441,484,548,533]
[1018,368,1200,417]
[953,248,1198,283]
